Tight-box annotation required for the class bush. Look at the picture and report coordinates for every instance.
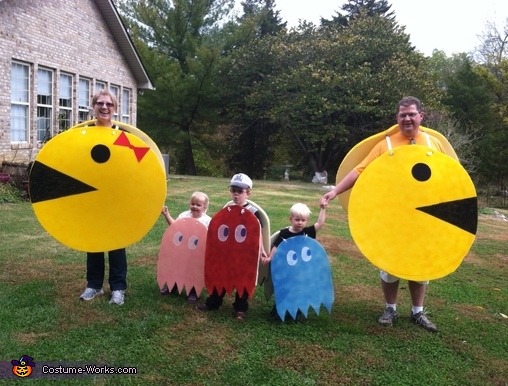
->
[0,182,24,203]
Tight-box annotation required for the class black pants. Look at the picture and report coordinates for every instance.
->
[205,288,249,312]
[86,249,127,291]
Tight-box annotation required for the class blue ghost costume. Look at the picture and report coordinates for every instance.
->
[270,234,334,321]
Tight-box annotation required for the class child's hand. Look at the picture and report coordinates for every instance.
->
[261,255,271,265]
[161,206,168,215]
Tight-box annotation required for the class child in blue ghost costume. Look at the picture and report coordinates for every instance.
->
[262,203,326,321]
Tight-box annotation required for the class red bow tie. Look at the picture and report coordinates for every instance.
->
[113,131,150,162]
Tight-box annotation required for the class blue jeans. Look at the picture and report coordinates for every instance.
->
[86,249,127,291]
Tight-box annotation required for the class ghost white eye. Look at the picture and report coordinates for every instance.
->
[188,235,199,250]
[301,246,312,262]
[218,224,229,242]
[286,250,298,266]
[173,231,183,246]
[235,225,247,243]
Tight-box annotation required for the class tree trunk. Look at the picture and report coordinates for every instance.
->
[183,136,197,175]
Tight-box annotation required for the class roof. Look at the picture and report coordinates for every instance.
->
[95,0,154,90]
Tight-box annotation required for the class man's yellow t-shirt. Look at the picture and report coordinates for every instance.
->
[353,130,446,175]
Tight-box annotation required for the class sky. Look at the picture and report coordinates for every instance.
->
[269,0,508,56]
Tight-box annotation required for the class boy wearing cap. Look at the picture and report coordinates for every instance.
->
[196,173,267,320]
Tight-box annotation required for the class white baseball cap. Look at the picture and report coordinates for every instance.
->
[229,173,252,189]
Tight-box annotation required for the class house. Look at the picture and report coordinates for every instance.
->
[0,0,153,167]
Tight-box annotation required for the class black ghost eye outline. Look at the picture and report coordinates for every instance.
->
[412,163,431,182]
[91,144,111,163]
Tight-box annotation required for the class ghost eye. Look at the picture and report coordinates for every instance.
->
[218,224,229,241]
[412,163,431,182]
[235,225,247,243]
[301,246,312,262]
[173,231,183,246]
[286,250,298,266]
[187,235,199,250]
[91,144,110,163]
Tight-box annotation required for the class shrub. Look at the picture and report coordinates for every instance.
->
[0,182,24,203]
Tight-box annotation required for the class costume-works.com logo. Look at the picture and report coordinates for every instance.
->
[11,355,35,377]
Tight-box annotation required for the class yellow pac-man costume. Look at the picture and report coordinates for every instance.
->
[29,127,167,252]
[349,144,477,281]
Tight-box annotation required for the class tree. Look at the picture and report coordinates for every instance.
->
[471,20,508,190]
[321,0,395,27]
[119,0,234,175]
[238,0,286,37]
[214,0,288,178]
[441,54,494,127]
[221,11,437,179]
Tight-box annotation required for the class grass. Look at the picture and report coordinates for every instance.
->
[0,176,507,385]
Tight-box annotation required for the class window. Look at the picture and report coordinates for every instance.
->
[59,73,73,132]
[110,84,119,121]
[10,62,30,142]
[37,68,53,142]
[78,77,90,123]
[121,88,131,123]
[95,81,106,93]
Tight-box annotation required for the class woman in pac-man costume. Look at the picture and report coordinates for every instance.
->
[320,96,477,332]
[29,89,167,306]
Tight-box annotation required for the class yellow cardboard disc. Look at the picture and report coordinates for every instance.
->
[30,127,167,252]
[349,145,476,281]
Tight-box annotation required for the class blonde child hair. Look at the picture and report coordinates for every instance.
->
[290,203,311,219]
[191,191,209,213]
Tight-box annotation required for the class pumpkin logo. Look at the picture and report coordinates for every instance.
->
[11,355,35,378]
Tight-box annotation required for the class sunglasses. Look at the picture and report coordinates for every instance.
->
[229,187,245,194]
[95,101,115,108]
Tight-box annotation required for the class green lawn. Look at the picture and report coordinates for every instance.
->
[0,176,507,385]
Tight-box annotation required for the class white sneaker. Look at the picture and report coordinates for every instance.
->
[79,288,104,301]
[109,290,125,305]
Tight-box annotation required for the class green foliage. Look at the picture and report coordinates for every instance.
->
[237,0,287,37]
[0,182,24,203]
[119,0,234,175]
[220,13,437,177]
[469,21,508,189]
[321,0,395,27]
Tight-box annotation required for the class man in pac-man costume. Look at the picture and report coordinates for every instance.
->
[320,96,477,332]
